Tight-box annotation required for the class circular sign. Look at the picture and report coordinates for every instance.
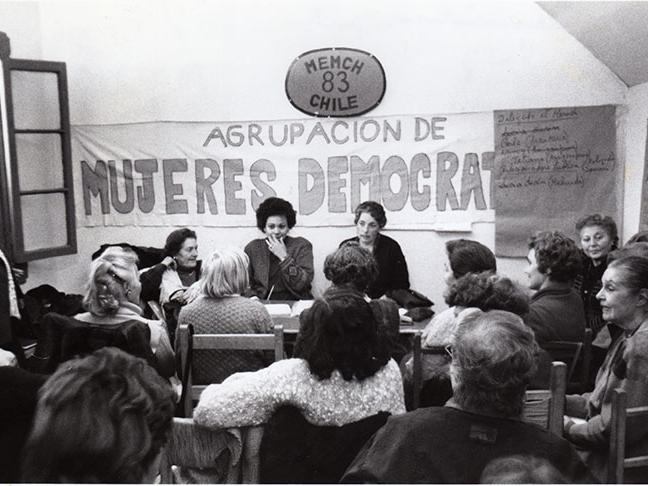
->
[285,47,386,118]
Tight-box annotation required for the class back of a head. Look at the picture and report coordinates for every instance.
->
[480,455,567,484]
[21,347,175,483]
[84,246,139,316]
[608,242,648,263]
[324,241,378,292]
[200,247,249,298]
[446,239,496,279]
[451,310,538,417]
[528,230,582,282]
[294,288,389,381]
[446,272,529,315]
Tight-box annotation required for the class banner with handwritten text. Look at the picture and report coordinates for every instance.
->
[494,105,618,257]
[73,113,495,229]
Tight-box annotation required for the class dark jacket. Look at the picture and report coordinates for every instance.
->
[260,405,390,484]
[342,405,594,484]
[524,284,586,344]
[341,234,409,299]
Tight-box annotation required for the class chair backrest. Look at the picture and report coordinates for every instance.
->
[607,388,648,483]
[411,331,448,410]
[543,328,592,393]
[41,312,156,373]
[159,417,243,484]
[177,323,284,417]
[522,361,567,436]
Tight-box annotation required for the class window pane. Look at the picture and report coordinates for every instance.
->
[11,71,60,130]
[20,193,68,251]
[16,133,64,191]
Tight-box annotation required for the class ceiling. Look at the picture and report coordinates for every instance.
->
[538,1,648,87]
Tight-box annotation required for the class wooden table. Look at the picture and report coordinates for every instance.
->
[270,312,430,335]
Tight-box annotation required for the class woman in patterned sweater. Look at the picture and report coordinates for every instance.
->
[177,248,273,384]
[193,288,405,428]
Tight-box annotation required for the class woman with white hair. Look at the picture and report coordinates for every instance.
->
[177,247,274,384]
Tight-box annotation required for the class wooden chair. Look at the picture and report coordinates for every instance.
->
[411,331,448,410]
[159,417,244,483]
[177,323,284,417]
[607,388,648,483]
[543,328,592,393]
[522,361,567,436]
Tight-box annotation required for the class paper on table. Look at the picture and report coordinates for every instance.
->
[291,300,315,317]
[264,303,292,317]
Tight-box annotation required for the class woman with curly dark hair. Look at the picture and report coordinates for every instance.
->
[525,230,585,344]
[244,197,313,300]
[193,289,405,429]
[323,242,402,358]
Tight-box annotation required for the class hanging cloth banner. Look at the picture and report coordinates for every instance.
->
[73,112,495,229]
[494,105,618,257]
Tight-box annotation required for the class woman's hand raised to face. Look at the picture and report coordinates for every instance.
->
[266,234,288,261]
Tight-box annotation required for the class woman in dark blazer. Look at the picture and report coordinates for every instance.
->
[340,201,409,299]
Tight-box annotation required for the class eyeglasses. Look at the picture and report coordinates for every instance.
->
[445,344,453,358]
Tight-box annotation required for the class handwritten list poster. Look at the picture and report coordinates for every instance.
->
[494,105,617,257]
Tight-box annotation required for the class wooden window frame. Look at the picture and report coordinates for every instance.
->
[0,33,76,262]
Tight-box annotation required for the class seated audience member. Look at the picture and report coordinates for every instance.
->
[525,231,585,344]
[341,310,593,484]
[480,455,568,484]
[340,200,409,299]
[0,366,46,483]
[421,239,497,344]
[245,197,313,300]
[323,242,401,356]
[573,214,618,338]
[36,246,175,378]
[193,289,405,429]
[140,227,201,307]
[21,347,175,483]
[626,230,648,245]
[177,247,273,384]
[405,272,530,407]
[564,256,648,482]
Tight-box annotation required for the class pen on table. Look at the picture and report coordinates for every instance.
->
[266,285,275,302]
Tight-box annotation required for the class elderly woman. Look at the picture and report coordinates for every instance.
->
[421,238,497,346]
[178,248,274,384]
[342,310,592,483]
[574,214,619,338]
[21,348,175,483]
[340,201,409,299]
[38,246,175,378]
[140,227,201,306]
[525,230,585,344]
[245,197,313,300]
[564,255,648,482]
[193,289,405,429]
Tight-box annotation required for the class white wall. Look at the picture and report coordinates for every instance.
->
[623,82,648,242]
[0,0,628,308]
